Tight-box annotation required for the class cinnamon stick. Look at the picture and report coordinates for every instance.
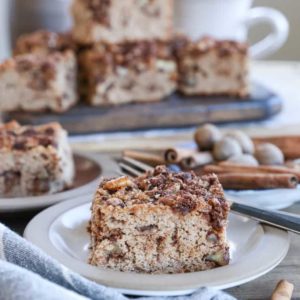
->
[271,280,294,300]
[180,152,214,170]
[164,148,196,164]
[203,163,300,181]
[122,150,165,167]
[253,136,300,159]
[217,173,298,190]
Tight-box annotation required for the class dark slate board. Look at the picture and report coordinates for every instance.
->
[2,82,282,135]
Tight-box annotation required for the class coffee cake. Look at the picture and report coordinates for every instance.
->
[0,121,74,197]
[89,166,230,274]
[0,50,77,112]
[71,0,173,44]
[177,37,249,98]
[79,40,177,105]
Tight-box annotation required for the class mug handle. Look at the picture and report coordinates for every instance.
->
[245,7,289,59]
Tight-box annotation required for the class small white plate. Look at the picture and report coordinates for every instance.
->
[24,195,290,297]
[226,186,300,210]
[0,154,119,213]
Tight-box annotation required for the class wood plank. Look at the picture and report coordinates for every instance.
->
[3,83,282,135]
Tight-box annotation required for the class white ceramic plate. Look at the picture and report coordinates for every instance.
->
[226,185,300,210]
[0,154,119,213]
[24,195,290,297]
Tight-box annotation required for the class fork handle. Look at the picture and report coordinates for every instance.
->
[231,202,300,234]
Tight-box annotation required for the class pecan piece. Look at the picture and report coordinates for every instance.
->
[103,176,132,192]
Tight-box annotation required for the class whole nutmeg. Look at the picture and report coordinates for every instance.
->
[194,124,222,150]
[286,159,300,171]
[255,143,284,165]
[226,130,254,154]
[213,137,243,161]
[224,154,259,166]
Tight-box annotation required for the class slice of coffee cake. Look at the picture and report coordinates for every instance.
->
[79,40,177,106]
[177,37,249,98]
[89,166,230,274]
[0,121,74,197]
[71,0,173,45]
[0,51,77,112]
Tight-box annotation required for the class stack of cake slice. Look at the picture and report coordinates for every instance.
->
[78,40,177,106]
[0,0,250,112]
[74,0,178,105]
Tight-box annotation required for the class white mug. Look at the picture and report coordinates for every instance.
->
[174,0,289,59]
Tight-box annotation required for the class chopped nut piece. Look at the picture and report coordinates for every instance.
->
[103,176,132,192]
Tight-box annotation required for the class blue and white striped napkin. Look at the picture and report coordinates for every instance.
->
[0,223,236,300]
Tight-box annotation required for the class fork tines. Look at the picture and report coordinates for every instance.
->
[119,157,153,177]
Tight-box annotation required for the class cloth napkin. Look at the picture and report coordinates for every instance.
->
[0,223,236,300]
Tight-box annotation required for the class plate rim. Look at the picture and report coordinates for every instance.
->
[0,153,120,212]
[24,195,290,296]
[225,186,300,210]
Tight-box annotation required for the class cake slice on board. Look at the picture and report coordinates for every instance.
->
[0,51,77,113]
[79,40,177,106]
[71,0,174,44]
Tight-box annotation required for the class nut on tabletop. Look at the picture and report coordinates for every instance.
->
[213,137,242,161]
[225,154,259,166]
[255,143,284,165]
[194,124,222,150]
[226,130,254,154]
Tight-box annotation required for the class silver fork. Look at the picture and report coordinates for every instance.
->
[119,157,300,234]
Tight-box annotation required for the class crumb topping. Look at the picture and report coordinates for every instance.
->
[14,30,75,55]
[86,0,111,26]
[0,121,61,151]
[97,166,229,227]
[90,39,175,67]
[180,36,248,58]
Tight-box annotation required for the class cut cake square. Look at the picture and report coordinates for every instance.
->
[89,166,230,274]
[177,37,249,98]
[0,121,74,197]
[71,0,174,44]
[79,40,177,106]
[0,51,77,112]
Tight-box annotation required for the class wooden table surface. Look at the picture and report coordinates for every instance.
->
[2,61,300,299]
